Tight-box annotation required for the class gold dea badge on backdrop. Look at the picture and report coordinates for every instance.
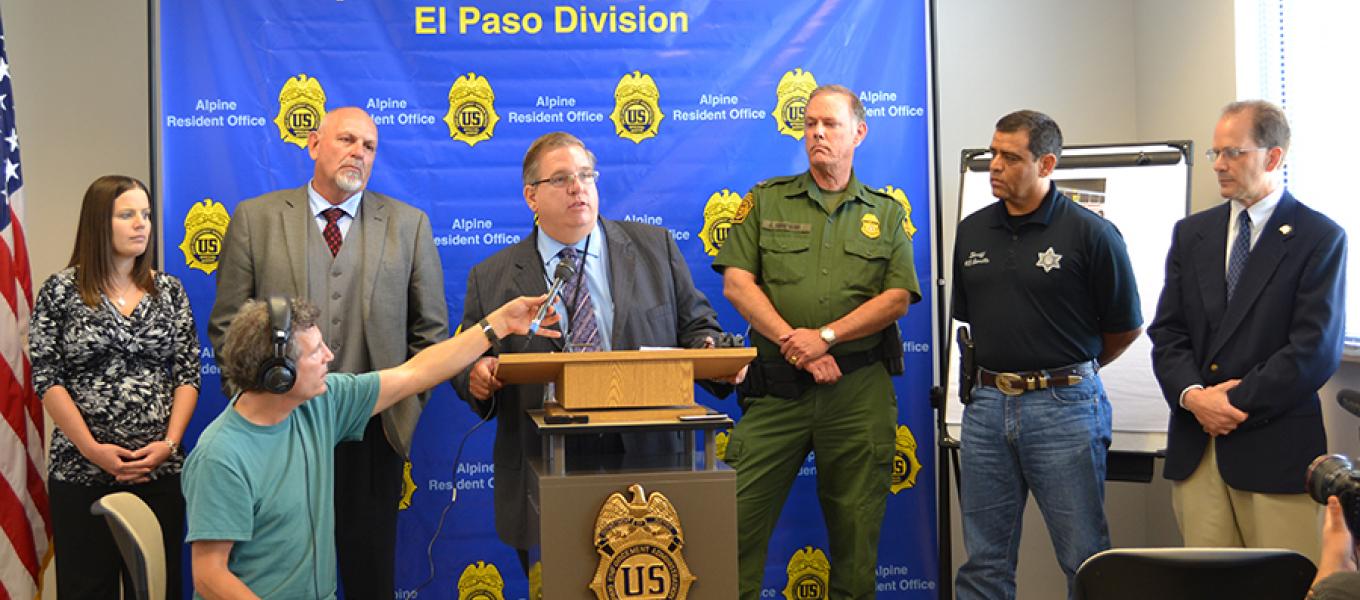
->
[273,74,327,148]
[445,72,500,147]
[610,71,663,143]
[698,189,742,256]
[457,561,507,599]
[772,68,817,140]
[891,425,923,494]
[398,461,418,510]
[783,546,831,600]
[178,199,229,275]
[878,185,918,240]
[590,484,695,599]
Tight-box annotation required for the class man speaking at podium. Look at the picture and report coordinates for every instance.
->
[452,131,731,570]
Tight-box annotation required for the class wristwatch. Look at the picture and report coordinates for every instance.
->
[478,318,500,344]
[819,326,837,346]
[162,439,179,455]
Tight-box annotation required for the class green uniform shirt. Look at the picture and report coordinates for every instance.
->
[713,170,921,357]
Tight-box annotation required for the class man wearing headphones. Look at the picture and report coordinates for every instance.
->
[183,295,553,599]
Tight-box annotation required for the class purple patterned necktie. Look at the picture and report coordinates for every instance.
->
[321,207,345,256]
[558,247,601,351]
[1227,209,1251,301]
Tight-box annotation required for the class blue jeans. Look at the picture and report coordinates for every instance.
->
[955,362,1111,600]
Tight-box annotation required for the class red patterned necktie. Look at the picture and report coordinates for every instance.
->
[322,207,345,256]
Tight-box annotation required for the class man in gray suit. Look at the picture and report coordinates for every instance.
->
[452,131,730,570]
[208,106,448,597]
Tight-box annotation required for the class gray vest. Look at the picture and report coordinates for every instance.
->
[307,212,371,374]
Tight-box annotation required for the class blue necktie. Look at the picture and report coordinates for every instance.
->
[1227,210,1251,301]
[558,247,601,351]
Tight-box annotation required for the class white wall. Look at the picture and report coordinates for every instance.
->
[2,1,151,286]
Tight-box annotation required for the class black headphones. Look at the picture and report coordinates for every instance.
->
[256,296,297,393]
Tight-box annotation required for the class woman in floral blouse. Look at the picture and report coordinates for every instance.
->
[30,175,199,599]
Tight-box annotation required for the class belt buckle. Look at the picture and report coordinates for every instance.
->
[994,372,1026,396]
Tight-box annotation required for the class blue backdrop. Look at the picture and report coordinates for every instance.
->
[156,2,938,598]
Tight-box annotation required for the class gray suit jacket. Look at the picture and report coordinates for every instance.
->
[452,219,726,549]
[208,185,449,457]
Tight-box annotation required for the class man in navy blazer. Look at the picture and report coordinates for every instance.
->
[1149,100,1346,562]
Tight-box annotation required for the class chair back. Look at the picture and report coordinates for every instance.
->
[1074,548,1315,600]
[90,492,165,600]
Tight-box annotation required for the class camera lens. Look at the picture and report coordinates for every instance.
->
[1306,454,1360,503]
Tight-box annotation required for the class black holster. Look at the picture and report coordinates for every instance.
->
[957,325,976,405]
[737,347,884,410]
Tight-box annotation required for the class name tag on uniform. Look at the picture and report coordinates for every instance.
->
[760,220,812,233]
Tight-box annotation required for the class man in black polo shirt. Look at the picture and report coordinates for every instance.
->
[951,110,1143,600]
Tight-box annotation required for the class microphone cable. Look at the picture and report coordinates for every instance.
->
[410,393,497,598]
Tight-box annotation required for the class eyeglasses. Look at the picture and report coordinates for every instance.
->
[1205,147,1267,161]
[530,170,600,188]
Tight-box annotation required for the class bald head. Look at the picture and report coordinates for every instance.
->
[307,107,378,204]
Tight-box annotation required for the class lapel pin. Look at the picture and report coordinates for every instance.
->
[1279,224,1292,235]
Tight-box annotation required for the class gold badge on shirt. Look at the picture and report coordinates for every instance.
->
[590,484,695,600]
[891,425,923,494]
[860,213,881,239]
[700,189,742,256]
[273,74,327,148]
[610,71,664,143]
[456,560,505,599]
[179,199,230,275]
[783,546,831,600]
[772,68,817,140]
[444,73,500,147]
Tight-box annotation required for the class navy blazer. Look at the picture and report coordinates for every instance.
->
[1149,191,1346,493]
[451,218,727,549]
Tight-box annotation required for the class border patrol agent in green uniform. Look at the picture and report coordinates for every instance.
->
[713,85,921,599]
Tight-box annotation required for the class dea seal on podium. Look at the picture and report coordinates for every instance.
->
[590,484,695,599]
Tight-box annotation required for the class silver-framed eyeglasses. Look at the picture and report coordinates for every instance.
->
[530,170,600,188]
[1205,147,1267,161]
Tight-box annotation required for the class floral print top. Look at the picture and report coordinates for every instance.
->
[30,267,201,484]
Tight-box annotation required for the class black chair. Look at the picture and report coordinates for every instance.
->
[1074,548,1315,600]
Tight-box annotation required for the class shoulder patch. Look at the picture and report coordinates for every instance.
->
[732,191,755,224]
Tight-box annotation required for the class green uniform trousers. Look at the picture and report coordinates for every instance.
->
[725,362,897,599]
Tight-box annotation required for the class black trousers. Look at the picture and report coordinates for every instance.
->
[49,474,183,600]
[334,416,403,599]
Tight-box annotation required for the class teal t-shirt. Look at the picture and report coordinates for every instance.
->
[183,372,379,599]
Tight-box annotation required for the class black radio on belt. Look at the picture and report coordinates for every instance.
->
[880,322,905,376]
[957,325,976,405]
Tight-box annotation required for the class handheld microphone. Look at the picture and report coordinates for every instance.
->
[1338,389,1360,419]
[527,258,576,338]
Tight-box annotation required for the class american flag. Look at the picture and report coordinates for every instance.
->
[0,17,51,600]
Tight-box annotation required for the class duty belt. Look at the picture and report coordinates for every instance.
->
[738,348,883,401]
[979,366,1085,396]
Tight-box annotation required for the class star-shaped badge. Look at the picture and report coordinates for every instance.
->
[1036,247,1063,272]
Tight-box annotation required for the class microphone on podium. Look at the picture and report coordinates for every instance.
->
[527,257,576,339]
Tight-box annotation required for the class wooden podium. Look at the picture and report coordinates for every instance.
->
[497,347,755,422]
[499,348,754,599]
